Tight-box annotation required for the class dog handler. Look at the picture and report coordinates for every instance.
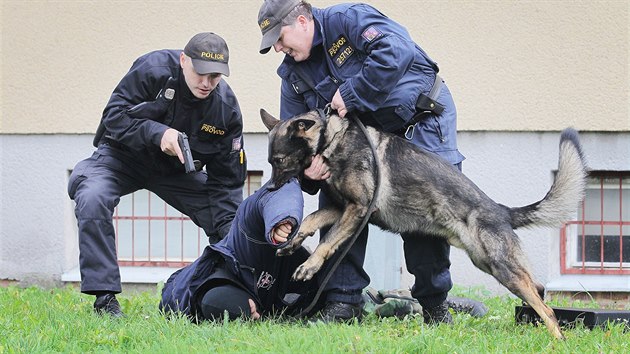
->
[257,0,484,323]
[160,178,321,321]
[68,33,247,317]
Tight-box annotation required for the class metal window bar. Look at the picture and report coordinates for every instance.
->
[115,171,263,267]
[560,173,630,274]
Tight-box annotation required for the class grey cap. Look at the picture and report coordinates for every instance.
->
[258,0,301,54]
[184,32,230,76]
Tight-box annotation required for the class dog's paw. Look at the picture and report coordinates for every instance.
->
[292,258,323,281]
[277,234,307,257]
[276,246,295,257]
[292,264,313,281]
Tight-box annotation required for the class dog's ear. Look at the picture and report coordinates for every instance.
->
[260,109,280,131]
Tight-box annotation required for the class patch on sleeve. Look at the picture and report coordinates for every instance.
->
[361,26,382,42]
[232,136,242,151]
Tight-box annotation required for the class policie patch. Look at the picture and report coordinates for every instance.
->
[328,35,355,68]
[361,25,383,42]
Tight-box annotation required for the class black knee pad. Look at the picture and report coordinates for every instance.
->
[200,284,253,321]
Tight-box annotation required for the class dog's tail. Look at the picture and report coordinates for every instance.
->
[508,128,588,229]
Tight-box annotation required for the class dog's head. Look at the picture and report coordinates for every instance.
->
[260,109,326,188]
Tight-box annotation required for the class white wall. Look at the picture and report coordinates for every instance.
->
[2,131,627,293]
[1,0,628,292]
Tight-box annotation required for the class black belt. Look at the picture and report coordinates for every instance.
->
[102,137,128,151]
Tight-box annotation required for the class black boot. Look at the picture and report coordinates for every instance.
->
[422,301,452,325]
[94,293,124,318]
[446,296,488,317]
[311,302,364,323]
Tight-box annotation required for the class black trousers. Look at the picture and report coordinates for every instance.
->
[68,144,241,295]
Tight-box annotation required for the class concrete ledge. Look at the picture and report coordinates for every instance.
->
[546,275,630,293]
[61,266,176,284]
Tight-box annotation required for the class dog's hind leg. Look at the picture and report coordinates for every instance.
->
[473,234,564,340]
[277,207,342,256]
[463,221,563,339]
[495,264,563,340]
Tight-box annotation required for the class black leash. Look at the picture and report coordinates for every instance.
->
[285,64,442,318]
[295,107,381,319]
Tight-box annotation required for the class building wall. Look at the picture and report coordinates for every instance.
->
[1,0,628,134]
[2,131,628,293]
[1,1,628,292]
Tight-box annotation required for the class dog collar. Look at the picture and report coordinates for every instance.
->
[314,108,328,155]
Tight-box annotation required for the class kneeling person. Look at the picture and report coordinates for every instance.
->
[160,178,319,321]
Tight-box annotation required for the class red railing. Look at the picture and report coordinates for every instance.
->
[560,174,629,274]
[115,191,204,268]
[114,172,262,267]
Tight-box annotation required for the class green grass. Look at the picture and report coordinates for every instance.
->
[0,285,627,353]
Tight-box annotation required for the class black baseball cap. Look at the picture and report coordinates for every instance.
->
[184,32,230,76]
[258,0,301,54]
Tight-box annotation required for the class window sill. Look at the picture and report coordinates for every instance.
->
[546,274,630,292]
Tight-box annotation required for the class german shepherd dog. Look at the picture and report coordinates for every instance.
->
[260,109,587,339]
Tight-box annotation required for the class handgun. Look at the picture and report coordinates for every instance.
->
[177,132,196,173]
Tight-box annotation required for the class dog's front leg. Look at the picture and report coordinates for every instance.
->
[293,203,367,281]
[277,207,342,256]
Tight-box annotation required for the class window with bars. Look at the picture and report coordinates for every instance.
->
[560,172,630,274]
[115,171,263,267]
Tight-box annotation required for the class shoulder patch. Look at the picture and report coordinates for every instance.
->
[232,136,242,151]
[361,26,382,42]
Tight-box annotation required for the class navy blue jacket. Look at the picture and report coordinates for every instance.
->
[277,3,464,165]
[99,49,246,183]
[97,49,246,238]
[160,178,314,319]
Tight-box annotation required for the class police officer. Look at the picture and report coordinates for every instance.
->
[257,0,483,324]
[160,178,319,322]
[68,32,247,317]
